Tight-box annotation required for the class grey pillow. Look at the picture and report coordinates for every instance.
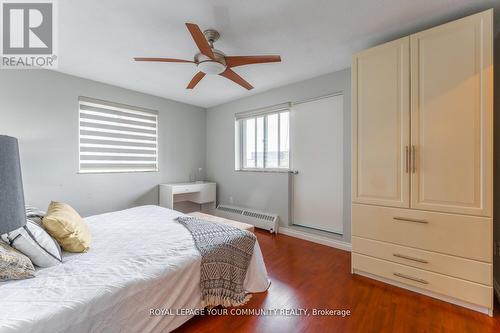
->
[25,205,46,226]
[0,242,35,281]
[2,221,62,268]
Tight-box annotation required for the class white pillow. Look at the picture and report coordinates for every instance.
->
[1,221,62,268]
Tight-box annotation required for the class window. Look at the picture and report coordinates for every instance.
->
[235,104,290,171]
[78,97,158,173]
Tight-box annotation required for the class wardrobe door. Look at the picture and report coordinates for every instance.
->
[410,10,493,216]
[352,37,410,208]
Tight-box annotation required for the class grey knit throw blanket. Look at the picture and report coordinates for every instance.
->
[176,216,256,307]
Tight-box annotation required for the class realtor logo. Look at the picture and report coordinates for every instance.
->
[1,0,57,68]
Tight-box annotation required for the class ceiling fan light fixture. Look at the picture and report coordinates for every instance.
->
[134,23,281,90]
[197,60,226,75]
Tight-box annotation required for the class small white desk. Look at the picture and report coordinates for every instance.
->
[159,182,216,212]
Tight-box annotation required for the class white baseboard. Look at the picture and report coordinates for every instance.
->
[278,227,351,252]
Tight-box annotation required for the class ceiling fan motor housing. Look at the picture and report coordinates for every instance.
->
[195,49,226,75]
[203,29,220,45]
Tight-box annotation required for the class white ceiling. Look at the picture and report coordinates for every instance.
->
[56,0,500,108]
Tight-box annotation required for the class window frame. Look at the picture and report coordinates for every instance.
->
[78,96,159,174]
[235,103,291,172]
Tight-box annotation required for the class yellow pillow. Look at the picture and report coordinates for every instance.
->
[42,202,91,253]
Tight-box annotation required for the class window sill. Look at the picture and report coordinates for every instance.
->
[235,168,290,174]
[78,169,159,174]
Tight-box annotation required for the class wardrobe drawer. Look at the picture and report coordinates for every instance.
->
[352,204,492,262]
[352,253,493,308]
[352,236,492,285]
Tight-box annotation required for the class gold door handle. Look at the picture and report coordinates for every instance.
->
[405,146,409,173]
[393,253,429,264]
[393,217,429,224]
[393,272,429,284]
[411,145,416,173]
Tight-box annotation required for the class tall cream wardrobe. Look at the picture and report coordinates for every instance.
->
[351,9,493,315]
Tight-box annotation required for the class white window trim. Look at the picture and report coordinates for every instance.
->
[78,97,159,174]
[235,103,291,172]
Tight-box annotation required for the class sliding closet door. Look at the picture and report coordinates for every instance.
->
[291,95,344,234]
[352,37,410,208]
[410,10,493,216]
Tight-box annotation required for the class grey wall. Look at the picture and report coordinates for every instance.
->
[0,70,206,217]
[206,69,351,243]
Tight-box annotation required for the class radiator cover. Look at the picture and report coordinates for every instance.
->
[215,204,279,233]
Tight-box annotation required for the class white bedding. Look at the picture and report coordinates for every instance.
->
[0,205,270,333]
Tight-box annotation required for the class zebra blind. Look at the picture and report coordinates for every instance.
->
[78,97,159,173]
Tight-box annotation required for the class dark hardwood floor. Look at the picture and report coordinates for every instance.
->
[175,230,500,333]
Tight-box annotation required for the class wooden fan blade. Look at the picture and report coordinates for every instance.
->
[219,69,253,90]
[186,72,206,89]
[134,57,194,63]
[225,55,281,68]
[185,23,215,59]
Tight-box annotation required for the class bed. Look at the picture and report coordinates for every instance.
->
[0,205,270,333]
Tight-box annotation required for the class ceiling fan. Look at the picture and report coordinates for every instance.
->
[134,23,281,90]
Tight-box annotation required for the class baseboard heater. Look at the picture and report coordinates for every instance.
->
[215,204,279,233]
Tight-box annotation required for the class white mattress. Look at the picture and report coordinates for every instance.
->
[0,206,270,333]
